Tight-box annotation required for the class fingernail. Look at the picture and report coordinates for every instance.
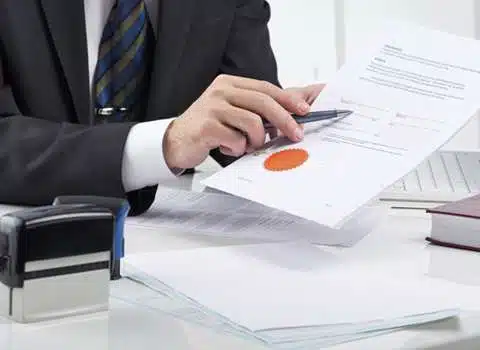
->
[295,127,304,141]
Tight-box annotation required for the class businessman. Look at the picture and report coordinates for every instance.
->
[0,0,322,215]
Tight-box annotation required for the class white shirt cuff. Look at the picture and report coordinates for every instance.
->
[121,118,182,192]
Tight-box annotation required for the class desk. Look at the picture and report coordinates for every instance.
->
[1,160,480,349]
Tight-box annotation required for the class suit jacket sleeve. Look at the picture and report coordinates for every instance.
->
[0,53,154,214]
[210,0,281,166]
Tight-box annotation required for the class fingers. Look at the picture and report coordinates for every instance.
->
[205,120,248,157]
[226,87,304,142]
[167,75,319,170]
[219,145,241,157]
[217,105,266,151]
[267,128,278,141]
[229,76,311,116]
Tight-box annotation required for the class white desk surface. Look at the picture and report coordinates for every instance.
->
[1,160,480,350]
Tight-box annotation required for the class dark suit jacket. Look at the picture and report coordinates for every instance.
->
[0,0,279,215]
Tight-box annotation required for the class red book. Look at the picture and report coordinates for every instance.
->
[426,194,480,252]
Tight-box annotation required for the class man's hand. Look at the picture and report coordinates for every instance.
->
[267,84,325,139]
[163,75,324,170]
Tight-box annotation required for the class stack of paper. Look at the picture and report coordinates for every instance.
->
[126,187,386,247]
[122,242,460,349]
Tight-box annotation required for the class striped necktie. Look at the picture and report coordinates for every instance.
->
[93,0,155,123]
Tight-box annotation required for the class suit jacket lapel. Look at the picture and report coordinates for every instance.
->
[146,0,197,119]
[40,0,91,124]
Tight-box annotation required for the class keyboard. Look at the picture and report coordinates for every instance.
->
[379,150,480,203]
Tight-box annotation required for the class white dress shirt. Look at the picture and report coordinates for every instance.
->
[84,0,179,193]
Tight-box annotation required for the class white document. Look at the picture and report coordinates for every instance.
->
[126,187,385,246]
[123,242,460,348]
[202,21,480,228]
[112,276,395,349]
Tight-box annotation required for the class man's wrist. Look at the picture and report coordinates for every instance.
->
[163,119,186,176]
[121,118,183,192]
[162,117,189,174]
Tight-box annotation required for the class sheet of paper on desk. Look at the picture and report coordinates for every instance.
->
[126,187,386,246]
[122,242,460,349]
[111,276,393,349]
[202,21,480,228]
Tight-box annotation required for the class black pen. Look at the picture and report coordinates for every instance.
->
[263,109,353,129]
